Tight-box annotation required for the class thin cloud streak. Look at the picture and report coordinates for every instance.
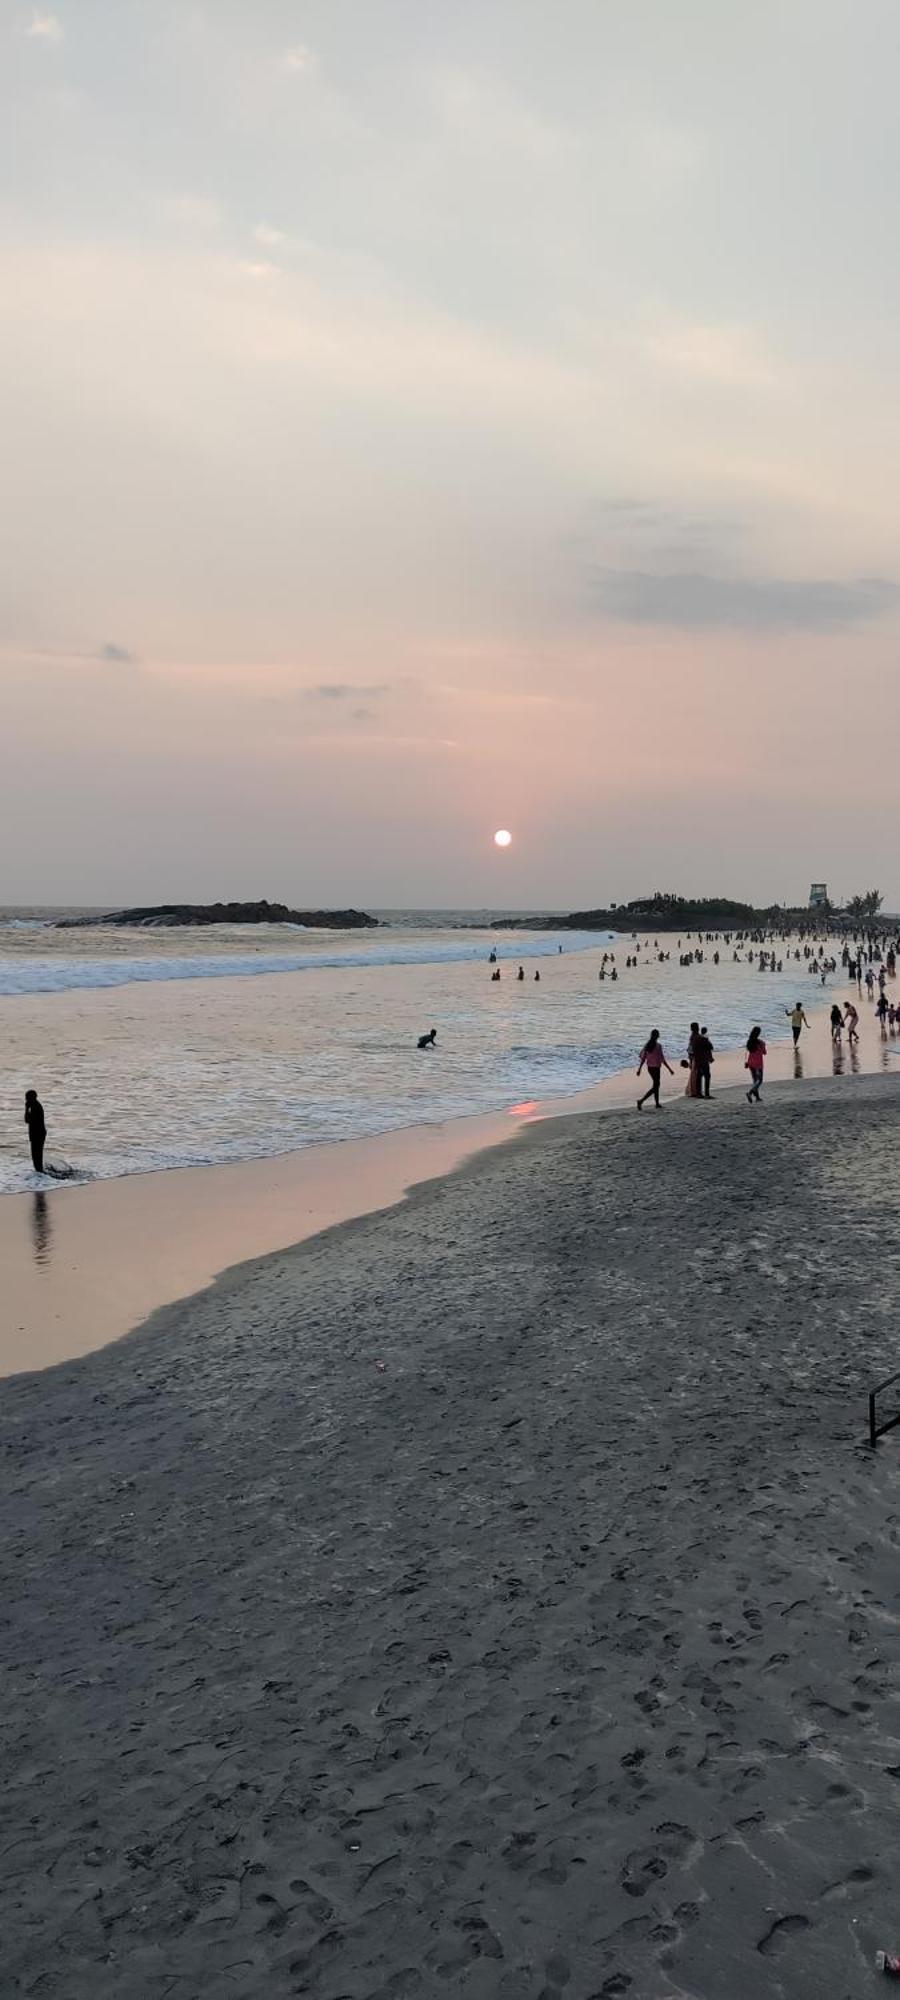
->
[595,570,898,634]
[310,683,391,701]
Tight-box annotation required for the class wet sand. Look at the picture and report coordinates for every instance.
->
[1,985,891,1375]
[3,1070,900,1998]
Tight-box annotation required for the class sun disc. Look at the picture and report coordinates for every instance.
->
[494,828,512,848]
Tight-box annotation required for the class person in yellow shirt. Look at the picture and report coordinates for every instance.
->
[786,1002,810,1047]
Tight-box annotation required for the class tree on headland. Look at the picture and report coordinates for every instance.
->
[846,889,883,922]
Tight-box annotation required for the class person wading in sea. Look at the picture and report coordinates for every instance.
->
[786,1002,810,1046]
[24,1089,46,1173]
[637,1030,674,1110]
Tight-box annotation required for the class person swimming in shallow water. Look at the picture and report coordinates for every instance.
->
[417,1028,437,1049]
[24,1089,46,1173]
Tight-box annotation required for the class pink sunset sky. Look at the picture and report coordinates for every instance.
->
[3,0,899,909]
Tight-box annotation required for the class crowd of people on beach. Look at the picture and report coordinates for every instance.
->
[486,929,898,990]
[632,929,900,1110]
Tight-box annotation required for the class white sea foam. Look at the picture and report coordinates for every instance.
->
[0,930,607,997]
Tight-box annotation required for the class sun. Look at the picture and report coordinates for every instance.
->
[494,828,512,848]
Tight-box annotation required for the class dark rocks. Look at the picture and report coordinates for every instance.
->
[56,901,379,930]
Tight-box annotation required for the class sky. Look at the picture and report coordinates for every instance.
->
[2,0,899,910]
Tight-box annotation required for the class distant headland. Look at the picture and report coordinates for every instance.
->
[541,894,796,932]
[499,891,888,933]
[55,900,380,930]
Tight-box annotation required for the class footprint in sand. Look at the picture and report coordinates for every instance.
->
[621,1848,667,1898]
[820,1865,875,1900]
[756,1913,811,1956]
[621,1825,697,1899]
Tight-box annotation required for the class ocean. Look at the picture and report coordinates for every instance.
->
[0,907,834,1194]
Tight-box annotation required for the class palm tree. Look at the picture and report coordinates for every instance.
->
[845,890,882,922]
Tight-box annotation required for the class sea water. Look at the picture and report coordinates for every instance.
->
[0,908,834,1193]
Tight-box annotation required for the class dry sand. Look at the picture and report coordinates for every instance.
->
[3,1073,900,1998]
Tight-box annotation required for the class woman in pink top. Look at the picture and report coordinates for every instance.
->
[745,1025,766,1102]
[637,1029,674,1109]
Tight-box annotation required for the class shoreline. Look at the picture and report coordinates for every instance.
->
[3,1070,900,1997]
[3,979,891,1376]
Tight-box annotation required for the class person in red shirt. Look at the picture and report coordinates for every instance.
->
[637,1029,675,1110]
[745,1027,766,1102]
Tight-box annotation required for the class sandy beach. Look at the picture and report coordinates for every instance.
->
[3,1070,900,1998]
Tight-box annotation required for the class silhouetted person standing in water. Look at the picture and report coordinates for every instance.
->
[417,1029,437,1049]
[636,1030,674,1109]
[24,1089,46,1173]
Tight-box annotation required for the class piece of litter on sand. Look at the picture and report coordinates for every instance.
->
[374,1361,387,1372]
[876,1951,900,1977]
